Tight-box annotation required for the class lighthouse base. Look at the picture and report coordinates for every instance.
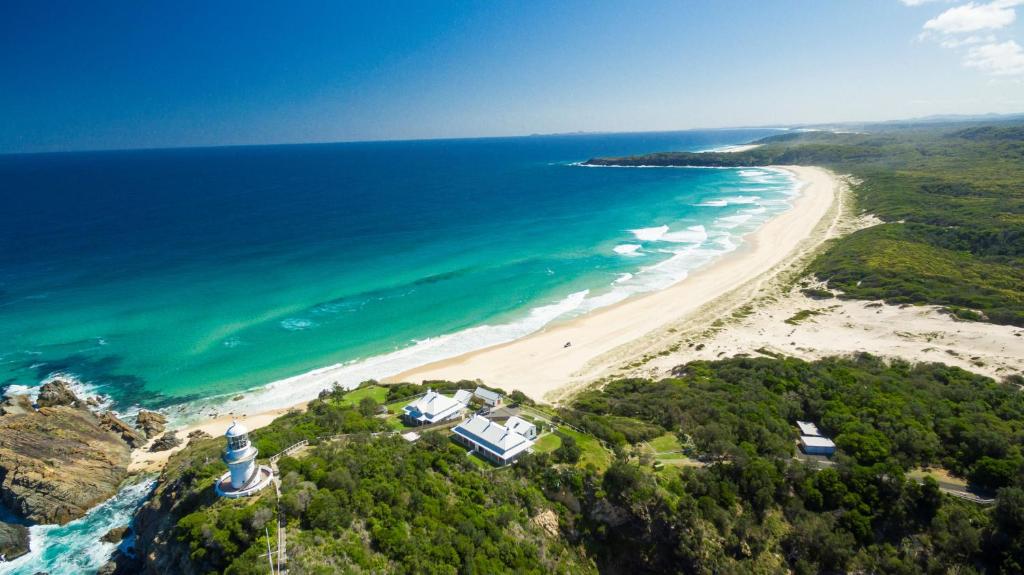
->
[215,465,274,498]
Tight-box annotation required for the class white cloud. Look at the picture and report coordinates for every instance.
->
[964,40,1024,74]
[940,33,997,47]
[924,0,1023,34]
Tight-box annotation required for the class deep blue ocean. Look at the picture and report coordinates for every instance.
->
[0,129,804,574]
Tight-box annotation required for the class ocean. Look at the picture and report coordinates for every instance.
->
[0,130,797,418]
[0,129,801,574]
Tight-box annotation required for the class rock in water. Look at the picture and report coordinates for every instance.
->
[101,526,129,543]
[36,378,79,407]
[0,520,30,561]
[98,412,147,449]
[0,395,132,525]
[149,432,182,452]
[134,410,167,439]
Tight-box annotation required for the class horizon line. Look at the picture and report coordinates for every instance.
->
[3,111,1022,157]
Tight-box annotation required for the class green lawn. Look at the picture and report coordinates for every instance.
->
[557,427,612,470]
[532,432,562,454]
[382,415,409,431]
[380,396,420,430]
[466,451,494,469]
[647,433,682,454]
[331,385,389,407]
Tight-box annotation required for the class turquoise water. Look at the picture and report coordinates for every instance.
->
[0,130,795,416]
[0,479,155,575]
[0,130,802,574]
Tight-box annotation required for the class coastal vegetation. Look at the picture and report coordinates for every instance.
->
[129,353,1024,574]
[585,122,1024,326]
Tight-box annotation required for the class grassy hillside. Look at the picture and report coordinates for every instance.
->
[585,123,1024,326]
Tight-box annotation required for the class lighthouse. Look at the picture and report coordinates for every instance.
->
[215,420,273,498]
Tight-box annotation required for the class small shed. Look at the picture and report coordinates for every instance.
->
[474,387,502,407]
[504,416,537,440]
[796,421,821,436]
[800,435,836,456]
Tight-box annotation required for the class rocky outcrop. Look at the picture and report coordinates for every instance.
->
[187,430,211,441]
[134,410,167,439]
[98,548,143,575]
[99,412,147,449]
[0,520,30,560]
[102,526,129,543]
[0,394,132,525]
[36,378,79,408]
[131,440,222,575]
[149,432,181,452]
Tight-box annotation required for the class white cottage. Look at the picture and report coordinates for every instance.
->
[452,414,536,465]
[402,389,470,426]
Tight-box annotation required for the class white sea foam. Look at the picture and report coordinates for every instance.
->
[694,199,728,207]
[720,195,761,205]
[2,384,34,399]
[661,225,708,244]
[280,318,316,331]
[613,273,634,284]
[183,290,592,419]
[2,478,156,575]
[743,206,767,215]
[714,213,754,229]
[613,244,643,256]
[223,337,245,348]
[628,225,669,242]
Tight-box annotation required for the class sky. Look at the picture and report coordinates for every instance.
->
[1,0,1023,153]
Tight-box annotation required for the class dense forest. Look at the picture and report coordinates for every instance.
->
[584,123,1024,326]
[551,354,1024,573]
[131,354,1024,574]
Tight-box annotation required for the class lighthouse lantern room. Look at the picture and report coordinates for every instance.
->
[215,420,274,498]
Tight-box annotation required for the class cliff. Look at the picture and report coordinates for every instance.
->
[0,392,132,525]
[128,436,224,575]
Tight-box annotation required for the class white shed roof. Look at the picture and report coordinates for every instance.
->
[505,416,535,437]
[800,435,835,448]
[474,387,501,402]
[796,421,821,436]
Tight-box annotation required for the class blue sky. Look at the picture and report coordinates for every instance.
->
[1,0,1022,152]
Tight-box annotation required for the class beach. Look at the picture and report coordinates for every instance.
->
[128,161,1024,474]
[389,165,839,399]
[129,164,835,470]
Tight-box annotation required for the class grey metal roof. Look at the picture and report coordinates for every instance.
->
[474,387,501,401]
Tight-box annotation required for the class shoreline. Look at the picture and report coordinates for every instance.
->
[129,164,837,471]
[389,166,837,399]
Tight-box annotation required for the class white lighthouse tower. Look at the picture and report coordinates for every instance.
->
[215,420,273,498]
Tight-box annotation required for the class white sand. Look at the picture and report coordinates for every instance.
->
[390,166,840,401]
[638,288,1024,384]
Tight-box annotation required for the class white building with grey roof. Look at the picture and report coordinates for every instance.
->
[452,414,536,464]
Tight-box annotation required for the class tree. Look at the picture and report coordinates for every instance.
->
[970,457,1021,491]
[554,435,581,464]
[358,396,379,417]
